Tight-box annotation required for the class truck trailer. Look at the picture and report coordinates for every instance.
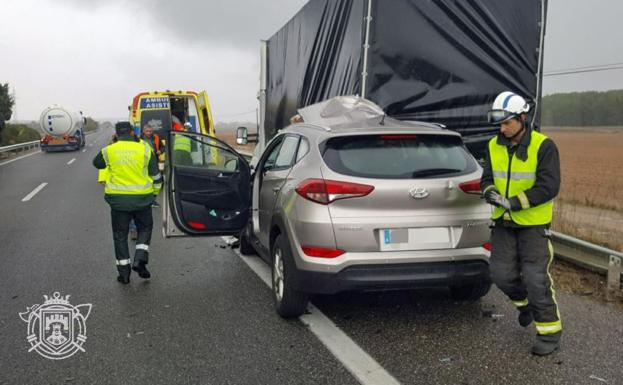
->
[257,0,548,159]
[39,106,86,152]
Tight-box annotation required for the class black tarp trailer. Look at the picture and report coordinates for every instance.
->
[258,0,548,160]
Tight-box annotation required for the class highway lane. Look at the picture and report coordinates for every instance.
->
[0,129,357,385]
[0,128,622,384]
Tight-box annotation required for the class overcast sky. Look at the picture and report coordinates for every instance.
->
[2,0,622,122]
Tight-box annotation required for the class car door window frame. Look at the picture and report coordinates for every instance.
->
[271,134,301,171]
[258,134,286,174]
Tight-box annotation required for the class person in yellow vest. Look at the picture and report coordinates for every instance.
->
[481,91,562,356]
[172,119,193,166]
[92,121,162,284]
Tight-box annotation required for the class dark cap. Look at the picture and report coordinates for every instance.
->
[115,121,133,135]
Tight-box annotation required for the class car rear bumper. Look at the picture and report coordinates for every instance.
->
[292,260,490,295]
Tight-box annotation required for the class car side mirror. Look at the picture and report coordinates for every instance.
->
[236,127,248,145]
[236,126,258,145]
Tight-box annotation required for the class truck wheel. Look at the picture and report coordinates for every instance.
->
[271,234,308,318]
[449,281,491,301]
[239,226,255,256]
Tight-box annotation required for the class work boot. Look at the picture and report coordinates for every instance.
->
[117,275,130,284]
[531,333,561,356]
[518,306,533,327]
[117,266,131,284]
[132,262,151,279]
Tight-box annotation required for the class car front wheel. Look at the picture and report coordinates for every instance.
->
[271,234,308,318]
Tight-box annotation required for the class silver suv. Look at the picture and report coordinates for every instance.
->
[164,117,492,318]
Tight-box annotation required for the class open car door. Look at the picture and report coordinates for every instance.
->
[163,131,251,237]
[197,91,216,136]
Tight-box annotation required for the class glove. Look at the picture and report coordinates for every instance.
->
[483,186,499,202]
[487,191,512,211]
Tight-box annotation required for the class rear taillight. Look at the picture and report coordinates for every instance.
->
[301,246,345,258]
[295,179,374,204]
[459,179,481,195]
[483,242,492,251]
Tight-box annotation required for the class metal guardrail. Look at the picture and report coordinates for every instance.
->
[552,230,623,300]
[0,140,40,154]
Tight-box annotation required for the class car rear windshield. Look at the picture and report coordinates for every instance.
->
[321,134,477,179]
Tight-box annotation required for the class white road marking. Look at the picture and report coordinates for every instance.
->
[67,158,76,165]
[221,236,401,385]
[0,150,41,166]
[82,149,87,153]
[88,143,93,147]
[22,182,48,202]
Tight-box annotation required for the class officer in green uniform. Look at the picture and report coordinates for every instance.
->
[481,91,562,356]
[93,121,162,284]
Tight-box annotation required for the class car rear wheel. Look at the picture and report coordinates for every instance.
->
[271,234,308,318]
[449,281,491,301]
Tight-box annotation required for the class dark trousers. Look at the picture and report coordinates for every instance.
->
[489,225,562,336]
[111,206,153,276]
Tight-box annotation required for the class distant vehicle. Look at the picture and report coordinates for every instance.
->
[162,97,492,318]
[128,90,216,138]
[38,106,86,152]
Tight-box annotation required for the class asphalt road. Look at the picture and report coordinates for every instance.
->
[0,129,622,385]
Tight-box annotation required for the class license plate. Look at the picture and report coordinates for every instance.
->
[380,227,451,251]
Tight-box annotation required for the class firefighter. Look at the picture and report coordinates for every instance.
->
[92,121,162,284]
[481,91,562,356]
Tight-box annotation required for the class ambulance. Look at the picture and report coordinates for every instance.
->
[129,90,216,138]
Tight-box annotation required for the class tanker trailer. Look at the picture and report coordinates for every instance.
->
[39,106,86,152]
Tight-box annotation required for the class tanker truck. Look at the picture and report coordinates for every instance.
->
[39,106,87,152]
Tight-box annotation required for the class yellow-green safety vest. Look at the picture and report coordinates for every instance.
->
[102,140,154,195]
[173,134,192,153]
[488,130,553,225]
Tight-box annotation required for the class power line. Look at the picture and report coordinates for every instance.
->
[547,61,623,73]
[544,63,623,77]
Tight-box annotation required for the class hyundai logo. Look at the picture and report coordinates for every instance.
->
[409,187,429,199]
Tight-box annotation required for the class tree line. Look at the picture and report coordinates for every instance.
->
[541,89,623,127]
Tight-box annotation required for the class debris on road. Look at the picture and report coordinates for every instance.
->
[589,374,608,383]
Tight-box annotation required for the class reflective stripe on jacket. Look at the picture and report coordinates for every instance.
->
[102,140,154,195]
[489,130,553,225]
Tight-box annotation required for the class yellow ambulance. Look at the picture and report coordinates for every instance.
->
[129,90,216,137]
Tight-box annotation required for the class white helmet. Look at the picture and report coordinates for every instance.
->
[487,91,530,124]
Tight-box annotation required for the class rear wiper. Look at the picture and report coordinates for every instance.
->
[411,168,462,177]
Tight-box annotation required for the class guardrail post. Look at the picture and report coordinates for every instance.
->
[607,255,622,301]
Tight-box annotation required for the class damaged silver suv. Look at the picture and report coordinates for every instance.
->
[163,97,492,318]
